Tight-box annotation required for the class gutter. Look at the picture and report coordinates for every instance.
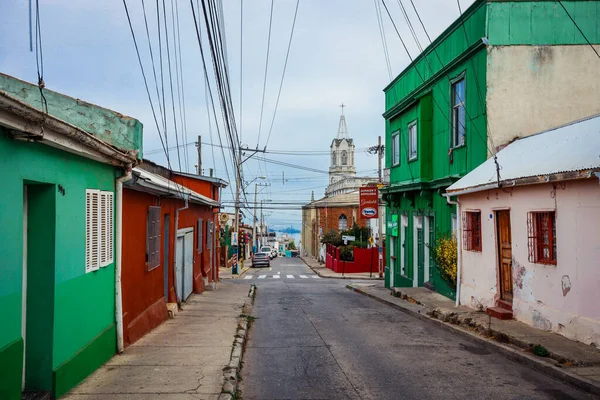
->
[443,193,462,307]
[115,165,133,353]
[0,91,138,165]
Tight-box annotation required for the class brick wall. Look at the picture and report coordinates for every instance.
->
[317,205,366,235]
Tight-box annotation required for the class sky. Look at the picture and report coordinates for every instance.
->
[0,0,475,230]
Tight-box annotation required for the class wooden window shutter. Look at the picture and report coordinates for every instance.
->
[86,189,101,273]
[100,191,114,267]
[527,212,537,263]
[462,211,470,251]
[147,206,161,271]
[207,221,213,250]
[198,218,204,253]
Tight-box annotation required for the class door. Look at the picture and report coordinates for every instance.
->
[175,230,194,302]
[426,216,435,284]
[163,214,170,300]
[417,225,424,286]
[496,210,513,302]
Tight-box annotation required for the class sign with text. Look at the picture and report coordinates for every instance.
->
[359,187,378,219]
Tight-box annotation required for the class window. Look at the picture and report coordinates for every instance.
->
[338,214,348,230]
[392,132,400,165]
[86,189,114,272]
[462,211,481,251]
[146,206,161,271]
[528,211,557,264]
[451,77,466,147]
[197,218,204,253]
[408,122,417,160]
[341,150,348,165]
[332,151,336,166]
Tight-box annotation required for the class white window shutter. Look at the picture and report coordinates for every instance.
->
[100,191,114,267]
[86,189,101,273]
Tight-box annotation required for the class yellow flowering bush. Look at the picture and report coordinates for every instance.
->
[433,234,457,288]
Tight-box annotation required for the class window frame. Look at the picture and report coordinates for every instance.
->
[527,211,557,265]
[197,218,204,254]
[86,189,114,273]
[462,211,482,252]
[450,74,466,149]
[341,150,348,165]
[408,120,418,161]
[146,206,161,271]
[391,130,400,166]
[338,214,348,231]
[331,150,336,166]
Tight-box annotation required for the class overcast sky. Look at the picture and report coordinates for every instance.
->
[0,0,475,230]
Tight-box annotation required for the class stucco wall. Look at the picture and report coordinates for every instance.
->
[459,179,600,346]
[486,45,600,152]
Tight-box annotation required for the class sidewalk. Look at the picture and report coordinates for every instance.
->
[347,281,600,396]
[63,281,252,400]
[219,260,252,280]
[301,255,383,280]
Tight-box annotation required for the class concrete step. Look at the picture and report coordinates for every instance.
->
[498,299,513,311]
[487,306,513,320]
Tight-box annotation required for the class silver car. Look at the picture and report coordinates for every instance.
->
[252,252,270,268]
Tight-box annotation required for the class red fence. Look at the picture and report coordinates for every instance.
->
[325,243,385,274]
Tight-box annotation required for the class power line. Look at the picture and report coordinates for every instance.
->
[374,0,393,80]
[558,0,600,60]
[256,0,275,148]
[173,0,190,172]
[264,0,301,149]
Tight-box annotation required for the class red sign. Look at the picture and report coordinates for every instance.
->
[359,187,378,219]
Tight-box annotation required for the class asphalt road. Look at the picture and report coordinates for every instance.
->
[238,257,595,400]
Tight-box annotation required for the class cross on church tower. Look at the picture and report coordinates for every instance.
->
[339,102,346,116]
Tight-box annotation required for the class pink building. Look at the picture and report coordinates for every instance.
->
[446,115,600,347]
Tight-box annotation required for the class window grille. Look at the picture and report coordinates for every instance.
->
[527,211,557,264]
[462,211,481,252]
[338,214,348,230]
[147,206,161,271]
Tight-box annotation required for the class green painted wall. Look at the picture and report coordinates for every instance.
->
[0,129,117,397]
[0,339,23,400]
[488,1,600,46]
[0,73,143,158]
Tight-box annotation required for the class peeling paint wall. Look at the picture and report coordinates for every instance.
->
[459,179,600,346]
[486,45,600,152]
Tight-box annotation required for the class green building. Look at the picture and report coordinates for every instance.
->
[0,73,142,399]
[382,0,600,298]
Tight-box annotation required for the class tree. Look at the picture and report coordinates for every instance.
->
[287,241,297,250]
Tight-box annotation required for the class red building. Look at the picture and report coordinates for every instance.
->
[121,161,227,347]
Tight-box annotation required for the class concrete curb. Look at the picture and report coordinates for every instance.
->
[347,284,600,397]
[219,286,255,400]
[300,257,383,280]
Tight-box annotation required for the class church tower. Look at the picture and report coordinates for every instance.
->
[329,104,356,187]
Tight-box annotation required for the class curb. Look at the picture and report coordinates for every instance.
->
[300,257,383,280]
[347,284,600,397]
[219,285,255,400]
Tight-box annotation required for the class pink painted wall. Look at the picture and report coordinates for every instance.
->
[458,179,600,346]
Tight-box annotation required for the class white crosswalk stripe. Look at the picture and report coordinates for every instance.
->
[286,275,294,279]
[299,275,308,279]
[272,275,280,279]
[310,275,320,279]
[258,275,266,279]
[244,275,253,280]
[242,274,322,280]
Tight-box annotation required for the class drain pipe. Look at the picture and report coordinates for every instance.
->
[444,193,462,307]
[174,194,189,301]
[115,164,133,353]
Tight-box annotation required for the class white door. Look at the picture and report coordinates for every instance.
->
[183,231,194,300]
[175,236,184,302]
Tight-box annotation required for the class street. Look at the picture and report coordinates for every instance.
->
[238,257,593,400]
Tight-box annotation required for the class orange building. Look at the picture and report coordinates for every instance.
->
[121,161,227,347]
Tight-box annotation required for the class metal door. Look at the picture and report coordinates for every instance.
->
[183,231,194,299]
[175,236,184,302]
[496,210,513,302]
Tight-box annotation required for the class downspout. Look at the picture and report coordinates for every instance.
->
[444,193,462,307]
[115,164,133,353]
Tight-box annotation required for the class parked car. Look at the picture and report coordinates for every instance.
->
[261,246,274,259]
[252,252,270,268]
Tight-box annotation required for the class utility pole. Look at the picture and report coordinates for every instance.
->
[260,200,264,247]
[253,183,258,253]
[377,135,384,278]
[196,135,202,175]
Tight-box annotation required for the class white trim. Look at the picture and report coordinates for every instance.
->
[400,215,408,277]
[424,216,431,283]
[177,227,194,236]
[413,215,422,288]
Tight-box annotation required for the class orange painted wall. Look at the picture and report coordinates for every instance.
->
[121,187,220,347]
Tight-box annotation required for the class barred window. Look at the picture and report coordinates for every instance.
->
[146,206,161,271]
[462,211,481,252]
[528,211,557,265]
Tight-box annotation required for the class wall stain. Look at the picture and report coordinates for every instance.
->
[532,310,552,331]
[561,275,571,297]
[513,257,526,290]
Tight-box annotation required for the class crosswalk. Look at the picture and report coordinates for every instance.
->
[243,274,320,280]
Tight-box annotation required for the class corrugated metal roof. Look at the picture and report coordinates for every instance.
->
[130,167,218,207]
[447,114,600,194]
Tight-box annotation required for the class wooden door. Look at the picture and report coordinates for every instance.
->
[496,210,513,302]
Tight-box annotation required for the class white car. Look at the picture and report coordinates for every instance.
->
[261,246,274,259]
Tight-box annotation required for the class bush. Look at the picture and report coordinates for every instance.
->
[339,245,354,261]
[432,233,457,288]
[321,230,342,246]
